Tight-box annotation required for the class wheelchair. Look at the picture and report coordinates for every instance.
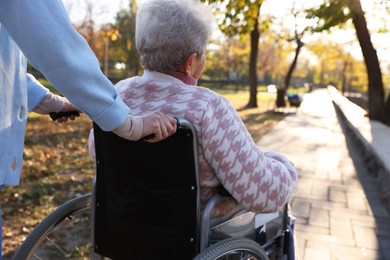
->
[13,118,294,260]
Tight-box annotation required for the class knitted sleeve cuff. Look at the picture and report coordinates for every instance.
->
[32,92,65,114]
[112,115,144,141]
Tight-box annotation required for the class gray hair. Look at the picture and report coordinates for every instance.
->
[136,0,214,73]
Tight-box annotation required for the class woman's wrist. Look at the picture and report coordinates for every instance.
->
[112,115,143,141]
[32,92,65,114]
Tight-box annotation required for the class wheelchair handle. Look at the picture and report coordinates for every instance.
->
[49,111,80,121]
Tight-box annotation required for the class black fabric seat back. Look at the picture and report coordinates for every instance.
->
[93,120,199,260]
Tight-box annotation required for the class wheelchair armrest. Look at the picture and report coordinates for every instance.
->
[200,194,223,252]
[200,193,249,252]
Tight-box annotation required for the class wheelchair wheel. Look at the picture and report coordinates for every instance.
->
[13,194,94,260]
[194,237,270,260]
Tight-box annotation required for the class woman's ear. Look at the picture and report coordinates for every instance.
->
[183,53,197,75]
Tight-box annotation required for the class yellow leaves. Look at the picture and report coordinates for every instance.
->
[209,0,262,36]
[99,27,121,41]
[4,231,14,238]
[1,111,94,256]
[24,148,32,157]
[109,28,120,41]
[127,39,132,51]
[37,150,59,163]
[111,33,118,41]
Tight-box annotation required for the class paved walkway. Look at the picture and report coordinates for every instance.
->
[257,88,390,260]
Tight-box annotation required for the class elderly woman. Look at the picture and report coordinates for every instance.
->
[89,0,297,217]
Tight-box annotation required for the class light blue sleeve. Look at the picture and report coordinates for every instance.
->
[0,0,129,131]
[26,73,49,112]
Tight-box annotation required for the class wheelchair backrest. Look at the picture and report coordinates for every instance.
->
[92,118,200,260]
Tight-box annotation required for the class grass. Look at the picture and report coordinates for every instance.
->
[0,89,286,259]
[220,91,286,141]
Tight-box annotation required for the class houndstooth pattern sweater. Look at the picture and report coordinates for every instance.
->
[89,70,298,216]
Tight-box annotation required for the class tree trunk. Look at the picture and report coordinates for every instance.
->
[276,88,287,108]
[341,58,349,93]
[246,5,261,108]
[285,39,303,90]
[348,0,386,122]
[276,39,303,107]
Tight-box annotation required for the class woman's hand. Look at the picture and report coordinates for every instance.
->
[33,92,80,122]
[55,98,80,123]
[141,112,177,142]
[113,112,176,142]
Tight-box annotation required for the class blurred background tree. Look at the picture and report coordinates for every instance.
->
[109,0,140,79]
[52,0,390,122]
[306,0,390,124]
[202,0,265,108]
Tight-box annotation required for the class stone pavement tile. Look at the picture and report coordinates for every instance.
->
[308,208,330,228]
[330,184,366,194]
[339,155,355,172]
[353,225,379,250]
[303,247,331,260]
[311,179,329,197]
[351,218,376,229]
[314,148,341,171]
[329,189,347,203]
[295,216,308,225]
[286,155,304,169]
[295,224,329,235]
[328,170,343,183]
[351,216,390,251]
[346,191,369,211]
[296,238,306,260]
[294,177,313,195]
[299,163,316,176]
[295,195,345,210]
[295,227,355,246]
[328,208,372,220]
[306,240,379,260]
[330,211,353,239]
[340,165,358,180]
[331,211,376,225]
[343,176,365,189]
[332,252,379,260]
[293,192,331,202]
[313,167,329,180]
[291,197,311,218]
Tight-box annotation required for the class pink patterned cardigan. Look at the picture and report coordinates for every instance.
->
[89,70,298,217]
